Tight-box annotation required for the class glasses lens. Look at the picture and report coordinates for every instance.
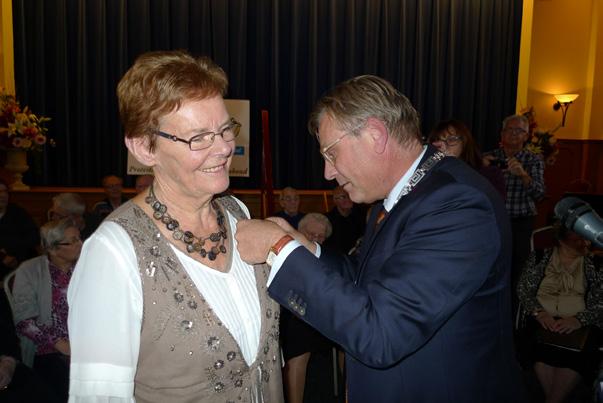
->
[226,121,241,140]
[445,136,461,146]
[189,133,214,151]
[189,121,241,151]
[58,237,81,246]
[505,127,526,135]
[321,151,334,165]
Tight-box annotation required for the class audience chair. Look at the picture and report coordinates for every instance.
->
[3,270,17,311]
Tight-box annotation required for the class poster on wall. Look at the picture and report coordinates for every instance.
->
[127,99,250,177]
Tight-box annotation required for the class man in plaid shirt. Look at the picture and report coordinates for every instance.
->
[484,114,545,289]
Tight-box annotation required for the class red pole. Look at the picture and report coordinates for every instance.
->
[261,110,274,218]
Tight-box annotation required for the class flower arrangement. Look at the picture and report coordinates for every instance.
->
[0,87,51,152]
[521,106,559,166]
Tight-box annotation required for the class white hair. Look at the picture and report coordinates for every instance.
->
[298,213,333,238]
[52,193,86,216]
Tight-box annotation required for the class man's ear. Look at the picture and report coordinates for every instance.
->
[125,136,156,167]
[366,117,388,154]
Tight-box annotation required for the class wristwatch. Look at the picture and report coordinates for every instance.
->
[266,235,294,266]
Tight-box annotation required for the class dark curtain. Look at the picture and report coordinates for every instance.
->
[12,0,522,189]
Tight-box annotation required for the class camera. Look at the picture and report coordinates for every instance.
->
[490,158,508,169]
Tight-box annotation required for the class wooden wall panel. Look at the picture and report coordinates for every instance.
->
[534,139,603,228]
[9,188,335,227]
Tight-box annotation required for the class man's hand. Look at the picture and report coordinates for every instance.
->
[482,154,495,167]
[507,157,532,186]
[506,157,525,176]
[266,216,317,253]
[236,219,288,264]
[265,216,295,232]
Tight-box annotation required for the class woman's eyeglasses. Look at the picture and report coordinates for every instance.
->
[431,135,462,147]
[156,118,241,151]
[57,237,82,246]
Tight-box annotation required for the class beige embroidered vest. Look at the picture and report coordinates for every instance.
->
[110,196,283,403]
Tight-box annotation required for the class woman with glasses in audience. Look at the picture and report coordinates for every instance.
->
[67,51,283,402]
[11,217,82,401]
[428,119,506,200]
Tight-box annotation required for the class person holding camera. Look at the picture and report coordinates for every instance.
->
[483,114,545,290]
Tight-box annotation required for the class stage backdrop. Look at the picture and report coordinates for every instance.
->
[12,0,522,189]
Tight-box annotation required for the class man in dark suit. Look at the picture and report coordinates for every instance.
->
[236,75,523,402]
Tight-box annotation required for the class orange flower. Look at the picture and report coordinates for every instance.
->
[1,87,51,152]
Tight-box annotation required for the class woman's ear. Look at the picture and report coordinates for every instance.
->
[125,136,156,167]
[365,117,388,154]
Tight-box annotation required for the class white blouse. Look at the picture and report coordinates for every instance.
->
[67,201,260,402]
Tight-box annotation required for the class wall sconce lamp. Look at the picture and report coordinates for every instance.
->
[553,93,579,127]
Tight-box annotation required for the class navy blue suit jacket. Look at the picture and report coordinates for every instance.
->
[269,147,524,402]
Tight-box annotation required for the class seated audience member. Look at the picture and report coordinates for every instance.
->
[324,185,366,254]
[517,222,603,403]
[49,193,101,240]
[0,291,61,402]
[92,175,127,218]
[134,174,154,194]
[276,187,305,228]
[11,218,83,401]
[280,212,332,403]
[429,119,506,200]
[0,179,40,281]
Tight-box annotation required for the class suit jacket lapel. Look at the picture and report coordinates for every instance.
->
[355,146,440,284]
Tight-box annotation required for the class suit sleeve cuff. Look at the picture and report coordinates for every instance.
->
[266,241,321,286]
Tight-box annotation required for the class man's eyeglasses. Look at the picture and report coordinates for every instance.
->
[431,135,462,147]
[321,133,351,165]
[57,237,82,246]
[503,127,527,136]
[48,210,69,220]
[156,118,241,151]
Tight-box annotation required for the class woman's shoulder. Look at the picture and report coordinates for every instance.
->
[16,255,48,273]
[215,194,251,220]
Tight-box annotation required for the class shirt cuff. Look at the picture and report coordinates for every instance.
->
[69,362,135,399]
[266,241,321,286]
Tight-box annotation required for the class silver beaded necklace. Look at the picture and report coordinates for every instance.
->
[145,185,227,261]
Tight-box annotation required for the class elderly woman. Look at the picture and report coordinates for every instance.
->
[68,51,283,402]
[49,192,101,240]
[517,222,603,403]
[11,218,82,401]
[428,119,505,200]
[280,213,332,403]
